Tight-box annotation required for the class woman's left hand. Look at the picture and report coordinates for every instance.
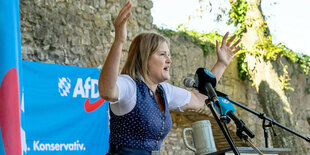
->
[216,32,241,67]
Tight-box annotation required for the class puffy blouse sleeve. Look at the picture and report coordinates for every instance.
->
[160,82,191,112]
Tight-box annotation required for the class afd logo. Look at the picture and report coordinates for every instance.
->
[58,77,98,98]
[58,77,71,96]
[73,77,99,98]
[58,77,105,112]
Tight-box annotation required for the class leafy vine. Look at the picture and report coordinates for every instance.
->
[158,26,223,56]
[228,0,248,38]
[228,0,309,91]
[157,0,309,92]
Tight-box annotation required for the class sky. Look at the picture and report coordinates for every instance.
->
[151,0,310,56]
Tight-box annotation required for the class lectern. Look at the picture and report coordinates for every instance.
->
[207,147,291,155]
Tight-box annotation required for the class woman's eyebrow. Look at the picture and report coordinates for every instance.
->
[159,50,169,53]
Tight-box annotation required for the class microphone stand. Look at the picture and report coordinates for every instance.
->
[203,83,240,154]
[216,91,310,146]
[236,131,263,155]
[205,99,240,155]
[232,114,263,155]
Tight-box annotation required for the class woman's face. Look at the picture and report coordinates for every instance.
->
[147,42,172,84]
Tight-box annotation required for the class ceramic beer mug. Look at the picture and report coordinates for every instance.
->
[183,120,216,155]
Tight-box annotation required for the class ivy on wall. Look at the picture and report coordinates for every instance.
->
[158,26,222,56]
[228,0,248,38]
[158,0,309,92]
[228,0,310,91]
[159,26,309,81]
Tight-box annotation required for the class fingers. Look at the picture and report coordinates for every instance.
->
[221,32,229,48]
[226,34,236,47]
[233,47,241,54]
[217,32,241,53]
[115,1,132,25]
[119,1,131,17]
[230,38,241,50]
[120,2,132,20]
[121,11,132,25]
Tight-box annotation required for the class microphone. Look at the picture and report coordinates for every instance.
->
[183,68,222,116]
[184,68,223,115]
[183,77,196,88]
[194,68,217,98]
[214,97,255,139]
[213,97,235,116]
[184,77,229,98]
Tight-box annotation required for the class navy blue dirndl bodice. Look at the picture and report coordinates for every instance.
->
[109,80,172,151]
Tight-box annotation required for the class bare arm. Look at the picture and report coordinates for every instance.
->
[182,32,241,111]
[98,1,132,101]
[180,89,208,111]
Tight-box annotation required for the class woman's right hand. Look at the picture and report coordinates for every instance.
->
[114,1,132,44]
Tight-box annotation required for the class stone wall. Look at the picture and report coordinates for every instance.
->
[21,0,153,67]
[20,0,310,154]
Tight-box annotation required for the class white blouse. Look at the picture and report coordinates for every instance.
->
[110,74,191,116]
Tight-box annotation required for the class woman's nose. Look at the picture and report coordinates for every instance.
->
[166,55,172,63]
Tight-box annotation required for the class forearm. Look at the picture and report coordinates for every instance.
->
[181,90,207,111]
[211,61,227,83]
[99,1,132,101]
[98,41,123,100]
[182,61,227,111]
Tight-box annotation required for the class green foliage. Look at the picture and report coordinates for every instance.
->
[256,35,283,61]
[298,54,310,75]
[228,0,310,85]
[158,23,310,88]
[158,26,223,56]
[306,88,310,95]
[240,34,310,82]
[159,0,309,94]
[179,30,221,55]
[160,28,177,37]
[279,65,295,91]
[228,0,251,80]
[257,34,310,76]
[283,51,310,75]
[228,0,248,37]
[237,52,252,81]
[307,117,310,125]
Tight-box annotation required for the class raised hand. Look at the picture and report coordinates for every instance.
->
[216,32,241,67]
[114,1,132,44]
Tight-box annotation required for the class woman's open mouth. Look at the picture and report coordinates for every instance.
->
[164,66,169,71]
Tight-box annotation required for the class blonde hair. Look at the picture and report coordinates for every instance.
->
[121,32,169,81]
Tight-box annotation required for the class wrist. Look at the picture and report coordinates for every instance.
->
[215,60,228,68]
[113,38,125,45]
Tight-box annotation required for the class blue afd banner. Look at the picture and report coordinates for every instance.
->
[22,61,109,154]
